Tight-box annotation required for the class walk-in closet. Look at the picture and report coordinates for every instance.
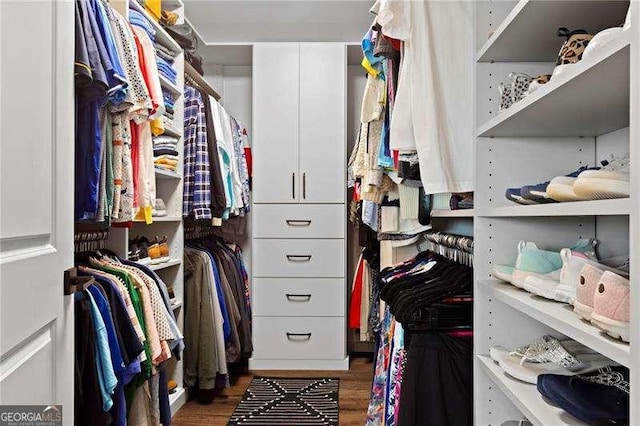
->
[0,0,637,425]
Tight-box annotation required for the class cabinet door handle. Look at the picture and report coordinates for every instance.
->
[286,219,312,226]
[303,173,306,199]
[292,172,295,199]
[286,293,312,301]
[286,332,312,340]
[286,255,312,262]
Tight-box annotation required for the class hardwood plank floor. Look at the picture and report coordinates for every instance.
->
[172,355,374,425]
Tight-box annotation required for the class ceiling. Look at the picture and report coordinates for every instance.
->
[183,0,375,44]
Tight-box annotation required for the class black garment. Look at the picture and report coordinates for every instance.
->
[154,148,179,157]
[398,333,473,426]
[159,367,171,425]
[75,293,112,426]
[200,88,227,219]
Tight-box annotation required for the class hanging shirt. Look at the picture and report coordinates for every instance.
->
[85,290,118,412]
[382,0,475,193]
[183,86,212,220]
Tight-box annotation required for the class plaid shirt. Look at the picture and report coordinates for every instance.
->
[183,86,212,219]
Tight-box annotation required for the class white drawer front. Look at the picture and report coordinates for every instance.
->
[252,317,345,360]
[253,204,344,239]
[253,278,345,317]
[253,239,344,277]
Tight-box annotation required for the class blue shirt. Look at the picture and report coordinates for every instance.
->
[85,290,118,412]
[87,285,125,376]
[90,0,128,104]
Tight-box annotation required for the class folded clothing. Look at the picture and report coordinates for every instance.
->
[155,43,175,58]
[156,49,175,64]
[154,148,179,157]
[129,9,156,41]
[155,164,177,172]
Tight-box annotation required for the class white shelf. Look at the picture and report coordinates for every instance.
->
[477,198,630,217]
[134,216,182,223]
[478,35,630,137]
[431,209,474,218]
[478,355,585,426]
[129,0,182,53]
[170,299,182,310]
[155,169,181,179]
[159,74,181,96]
[481,280,631,367]
[149,258,181,271]
[169,387,186,416]
[477,0,629,62]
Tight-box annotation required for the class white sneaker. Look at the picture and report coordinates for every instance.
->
[582,27,624,60]
[573,154,630,199]
[523,248,597,303]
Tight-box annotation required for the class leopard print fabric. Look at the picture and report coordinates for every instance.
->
[556,28,593,66]
[510,73,533,103]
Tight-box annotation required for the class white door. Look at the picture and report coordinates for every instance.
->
[252,43,300,204]
[0,0,74,422]
[299,43,346,204]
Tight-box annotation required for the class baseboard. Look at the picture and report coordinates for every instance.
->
[248,357,350,371]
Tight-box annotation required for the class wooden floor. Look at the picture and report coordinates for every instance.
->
[172,355,374,425]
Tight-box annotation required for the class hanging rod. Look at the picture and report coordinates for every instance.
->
[185,61,221,100]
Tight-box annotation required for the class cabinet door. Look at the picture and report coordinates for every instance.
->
[299,43,346,204]
[252,43,300,203]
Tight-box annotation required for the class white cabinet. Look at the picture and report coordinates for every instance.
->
[251,42,348,370]
[252,42,345,204]
[252,43,300,203]
[299,43,346,204]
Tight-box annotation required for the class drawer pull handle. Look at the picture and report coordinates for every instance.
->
[286,332,312,340]
[286,255,312,262]
[286,219,312,226]
[286,293,312,301]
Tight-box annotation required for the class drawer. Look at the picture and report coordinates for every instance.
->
[253,239,344,278]
[253,204,344,239]
[252,317,346,360]
[253,278,345,317]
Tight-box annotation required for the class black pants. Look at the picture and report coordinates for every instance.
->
[398,333,473,426]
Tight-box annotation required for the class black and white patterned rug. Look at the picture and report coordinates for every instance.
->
[228,377,339,425]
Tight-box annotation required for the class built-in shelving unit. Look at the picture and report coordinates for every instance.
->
[431,209,475,218]
[108,0,187,417]
[474,1,636,424]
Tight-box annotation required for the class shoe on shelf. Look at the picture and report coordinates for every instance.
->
[152,198,168,217]
[128,237,151,265]
[523,248,597,303]
[591,271,631,342]
[582,27,624,60]
[552,27,593,80]
[147,242,167,265]
[489,335,551,364]
[546,165,601,202]
[519,181,558,204]
[573,154,630,200]
[574,259,629,321]
[510,238,597,288]
[498,335,612,384]
[492,238,597,287]
[505,187,538,205]
[537,366,629,424]
[168,379,178,393]
[525,74,551,95]
[156,235,171,262]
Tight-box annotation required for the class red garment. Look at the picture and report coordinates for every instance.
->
[383,34,401,51]
[244,147,252,178]
[393,149,399,170]
[349,255,365,329]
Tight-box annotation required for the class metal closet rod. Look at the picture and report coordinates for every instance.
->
[422,230,474,254]
[184,61,222,100]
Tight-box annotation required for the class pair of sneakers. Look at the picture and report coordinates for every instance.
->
[130,236,171,265]
[492,237,598,301]
[575,262,631,342]
[489,335,613,385]
[505,154,630,205]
